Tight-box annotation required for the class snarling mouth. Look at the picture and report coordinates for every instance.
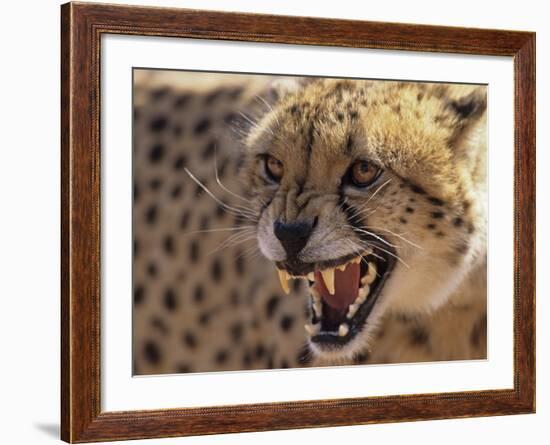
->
[276,248,394,347]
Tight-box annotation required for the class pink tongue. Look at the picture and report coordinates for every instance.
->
[314,263,360,309]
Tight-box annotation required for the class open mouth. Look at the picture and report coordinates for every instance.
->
[276,248,394,347]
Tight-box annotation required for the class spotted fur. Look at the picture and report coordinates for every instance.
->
[133,71,487,374]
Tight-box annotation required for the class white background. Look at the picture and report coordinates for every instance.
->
[0,0,546,444]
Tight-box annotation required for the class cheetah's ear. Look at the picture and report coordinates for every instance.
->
[447,87,487,153]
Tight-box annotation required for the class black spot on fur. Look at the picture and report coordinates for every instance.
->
[193,285,204,303]
[144,341,161,365]
[410,184,426,194]
[149,178,162,190]
[134,286,144,305]
[426,223,436,230]
[432,211,445,219]
[280,315,294,332]
[453,217,464,227]
[171,184,183,199]
[163,288,178,311]
[266,295,280,319]
[228,86,244,100]
[202,139,217,160]
[147,262,157,278]
[230,323,244,343]
[255,344,266,359]
[336,112,344,122]
[148,144,165,163]
[176,363,192,373]
[468,223,475,234]
[150,115,168,132]
[435,231,445,238]
[198,312,211,326]
[163,235,175,255]
[204,87,224,105]
[399,217,408,224]
[182,331,197,349]
[410,326,430,346]
[211,259,223,283]
[349,110,358,120]
[193,118,211,135]
[145,205,158,224]
[405,207,415,213]
[151,87,169,101]
[173,93,191,109]
[151,317,169,335]
[189,240,200,263]
[215,350,229,364]
[179,210,191,230]
[456,242,469,254]
[428,197,445,206]
[199,215,210,233]
[417,92,424,102]
[173,155,187,170]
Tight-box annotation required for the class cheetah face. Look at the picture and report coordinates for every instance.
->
[243,79,487,362]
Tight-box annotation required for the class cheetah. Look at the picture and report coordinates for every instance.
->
[132,70,487,374]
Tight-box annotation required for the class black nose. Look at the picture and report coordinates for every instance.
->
[273,219,316,257]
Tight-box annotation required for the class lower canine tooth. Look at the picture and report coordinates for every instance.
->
[305,323,320,336]
[347,303,359,319]
[338,323,349,336]
[277,269,290,295]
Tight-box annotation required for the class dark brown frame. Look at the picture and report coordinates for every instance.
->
[61,1,536,442]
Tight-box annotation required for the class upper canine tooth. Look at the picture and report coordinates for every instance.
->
[352,256,362,264]
[307,272,315,281]
[321,268,336,295]
[338,323,349,336]
[277,268,290,295]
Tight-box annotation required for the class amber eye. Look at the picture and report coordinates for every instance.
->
[350,160,381,187]
[265,156,284,182]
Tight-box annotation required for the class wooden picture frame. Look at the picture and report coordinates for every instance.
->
[61,2,536,442]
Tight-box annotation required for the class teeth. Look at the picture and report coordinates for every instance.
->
[361,262,377,285]
[307,272,315,281]
[277,268,290,295]
[357,285,370,304]
[347,303,359,319]
[353,256,362,264]
[304,323,320,336]
[320,268,336,295]
[338,323,349,336]
[337,263,347,271]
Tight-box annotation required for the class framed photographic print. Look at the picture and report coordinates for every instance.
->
[61,2,535,442]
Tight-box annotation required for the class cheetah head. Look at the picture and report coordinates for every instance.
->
[243,78,487,363]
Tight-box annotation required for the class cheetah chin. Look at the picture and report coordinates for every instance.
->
[275,244,394,354]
